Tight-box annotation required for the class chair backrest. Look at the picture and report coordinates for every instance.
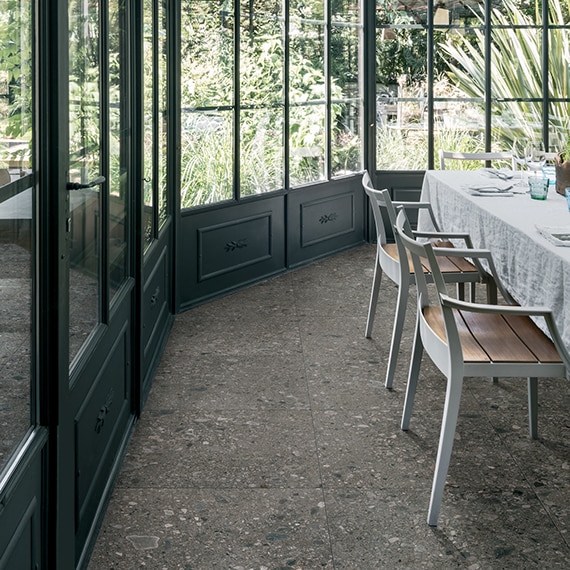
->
[439,149,515,170]
[362,171,442,243]
[362,171,396,247]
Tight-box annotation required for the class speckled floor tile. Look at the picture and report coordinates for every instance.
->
[148,353,310,411]
[115,409,321,490]
[88,488,333,569]
[88,245,570,569]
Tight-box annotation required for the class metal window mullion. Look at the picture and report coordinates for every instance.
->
[284,0,290,189]
[362,0,375,176]
[325,0,331,179]
[100,0,110,322]
[152,0,160,237]
[484,0,491,151]
[542,0,549,146]
[234,0,241,200]
[427,0,434,169]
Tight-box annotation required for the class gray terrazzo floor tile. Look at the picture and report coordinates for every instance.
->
[88,488,334,569]
[115,409,321,490]
[88,245,570,569]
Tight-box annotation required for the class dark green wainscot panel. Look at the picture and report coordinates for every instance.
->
[74,322,132,554]
[287,177,365,267]
[178,196,285,308]
[0,431,46,570]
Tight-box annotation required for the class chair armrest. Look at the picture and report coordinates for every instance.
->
[433,248,516,304]
[439,294,550,316]
[414,231,474,247]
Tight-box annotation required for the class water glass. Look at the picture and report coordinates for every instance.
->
[565,187,570,211]
[528,176,548,200]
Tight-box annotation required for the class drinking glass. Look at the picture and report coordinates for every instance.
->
[525,140,546,174]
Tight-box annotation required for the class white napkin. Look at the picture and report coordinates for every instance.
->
[535,225,570,247]
[465,181,514,196]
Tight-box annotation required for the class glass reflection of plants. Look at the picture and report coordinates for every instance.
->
[0,2,33,173]
[69,1,100,183]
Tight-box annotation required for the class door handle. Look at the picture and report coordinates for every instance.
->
[66,175,106,190]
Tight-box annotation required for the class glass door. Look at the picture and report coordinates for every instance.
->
[67,0,134,564]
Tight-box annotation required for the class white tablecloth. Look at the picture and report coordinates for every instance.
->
[420,169,570,348]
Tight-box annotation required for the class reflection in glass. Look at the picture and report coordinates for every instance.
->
[109,0,129,301]
[0,1,33,473]
[143,0,154,248]
[68,0,101,362]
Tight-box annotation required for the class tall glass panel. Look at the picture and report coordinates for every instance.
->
[68,0,101,360]
[289,12,326,185]
[0,0,33,472]
[375,1,428,169]
[158,0,168,227]
[239,0,285,196]
[109,0,129,300]
[330,21,362,176]
[180,1,234,208]
[143,0,154,247]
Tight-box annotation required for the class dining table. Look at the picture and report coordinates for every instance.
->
[419,169,570,349]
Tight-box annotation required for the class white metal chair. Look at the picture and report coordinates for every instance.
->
[362,171,498,389]
[439,150,515,170]
[394,209,570,527]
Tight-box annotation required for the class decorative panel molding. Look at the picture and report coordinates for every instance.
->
[300,192,355,248]
[74,323,130,529]
[198,212,272,281]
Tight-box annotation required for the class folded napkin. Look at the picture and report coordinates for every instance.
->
[535,225,570,247]
[465,182,514,196]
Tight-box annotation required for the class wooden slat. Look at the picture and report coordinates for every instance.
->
[423,306,490,362]
[503,314,562,363]
[459,311,539,363]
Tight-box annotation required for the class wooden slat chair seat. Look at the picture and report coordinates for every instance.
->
[362,171,499,389]
[394,210,570,527]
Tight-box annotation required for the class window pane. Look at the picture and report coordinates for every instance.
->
[240,108,284,195]
[143,0,154,248]
[68,0,101,360]
[109,0,129,300]
[375,26,427,169]
[180,111,233,207]
[332,0,360,23]
[0,0,33,473]
[181,1,235,208]
[332,99,361,176]
[290,104,325,185]
[290,26,325,104]
[290,0,324,21]
[181,1,234,108]
[158,0,167,228]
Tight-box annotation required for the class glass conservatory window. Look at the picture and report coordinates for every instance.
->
[375,0,570,170]
[180,0,363,209]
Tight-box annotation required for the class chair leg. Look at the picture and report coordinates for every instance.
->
[401,317,423,429]
[486,279,498,305]
[385,275,409,389]
[365,253,382,338]
[456,282,465,300]
[427,373,464,527]
[528,377,538,440]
